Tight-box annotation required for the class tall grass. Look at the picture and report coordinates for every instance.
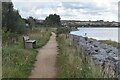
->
[29,28,51,48]
[2,43,37,78]
[2,28,51,78]
[57,34,104,78]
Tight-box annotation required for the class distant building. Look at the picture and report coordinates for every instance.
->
[61,20,119,27]
[97,20,104,22]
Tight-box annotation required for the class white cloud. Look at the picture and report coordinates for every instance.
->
[12,0,119,21]
[35,9,42,15]
[56,7,65,15]
[58,2,63,7]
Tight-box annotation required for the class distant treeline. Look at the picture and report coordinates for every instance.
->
[61,20,119,28]
[2,2,61,34]
[23,14,61,28]
[64,24,119,28]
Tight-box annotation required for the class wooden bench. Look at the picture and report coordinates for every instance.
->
[23,36,36,49]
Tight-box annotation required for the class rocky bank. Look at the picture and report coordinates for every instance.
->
[71,34,119,78]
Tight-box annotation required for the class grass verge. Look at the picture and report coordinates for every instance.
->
[57,34,104,78]
[99,40,120,49]
[2,28,51,78]
[29,28,51,48]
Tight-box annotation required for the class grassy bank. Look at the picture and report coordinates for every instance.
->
[2,28,51,78]
[57,34,104,78]
[99,40,120,49]
[29,28,51,48]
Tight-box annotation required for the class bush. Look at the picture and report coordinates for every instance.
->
[2,31,19,46]
[56,27,70,35]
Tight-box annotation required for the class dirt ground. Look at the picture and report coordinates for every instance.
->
[29,32,58,78]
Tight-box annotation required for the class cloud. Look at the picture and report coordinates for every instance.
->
[12,0,119,21]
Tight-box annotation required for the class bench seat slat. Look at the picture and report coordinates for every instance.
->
[25,40,36,43]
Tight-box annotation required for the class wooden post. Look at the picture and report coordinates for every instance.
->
[23,37,25,48]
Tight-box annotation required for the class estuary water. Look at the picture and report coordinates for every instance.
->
[70,28,119,42]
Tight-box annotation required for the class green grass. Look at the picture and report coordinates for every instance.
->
[99,40,120,49]
[57,34,104,78]
[29,28,51,48]
[2,44,37,78]
[2,28,51,78]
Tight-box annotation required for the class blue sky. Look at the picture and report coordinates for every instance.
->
[12,0,119,21]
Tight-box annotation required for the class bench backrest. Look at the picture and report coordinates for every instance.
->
[23,36,29,41]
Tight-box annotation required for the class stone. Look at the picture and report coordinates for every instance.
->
[99,49,107,55]
[71,34,119,77]
[84,37,88,41]
[89,40,93,44]
[89,51,98,55]
[108,53,117,57]
[92,54,107,65]
[113,57,119,61]
[99,43,108,49]
[94,59,103,65]
[106,48,113,53]
[106,56,119,62]
[92,54,107,60]
[93,41,100,47]
[110,48,118,55]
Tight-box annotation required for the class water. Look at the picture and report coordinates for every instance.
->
[70,27,119,42]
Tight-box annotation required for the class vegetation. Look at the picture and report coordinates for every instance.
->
[57,34,104,78]
[2,28,51,78]
[2,2,27,34]
[28,28,51,48]
[27,17,36,30]
[2,0,106,78]
[2,42,37,78]
[44,14,61,27]
[2,1,57,78]
[56,27,70,35]
[99,40,120,49]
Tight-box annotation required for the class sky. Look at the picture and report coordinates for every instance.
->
[11,0,119,21]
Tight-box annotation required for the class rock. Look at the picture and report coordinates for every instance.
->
[92,54,107,60]
[89,51,98,55]
[79,38,86,44]
[113,57,119,61]
[71,34,119,77]
[93,41,100,47]
[99,43,108,49]
[110,48,118,55]
[106,48,113,53]
[89,40,93,44]
[106,56,119,62]
[92,54,107,65]
[108,52,116,57]
[84,37,88,41]
[95,49,99,52]
[94,59,103,65]
[99,49,107,55]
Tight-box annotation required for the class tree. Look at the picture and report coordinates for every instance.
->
[44,14,61,27]
[28,16,35,30]
[2,2,26,34]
